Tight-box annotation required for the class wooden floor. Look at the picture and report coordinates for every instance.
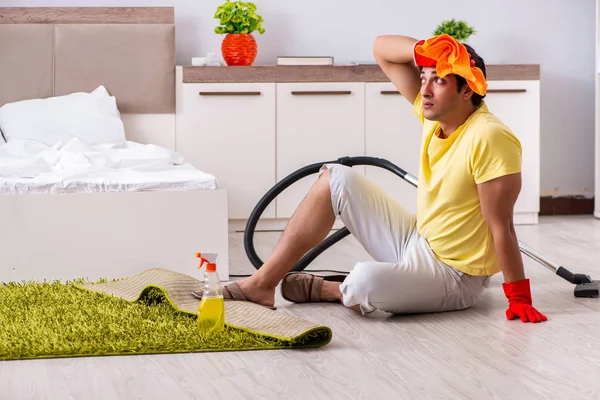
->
[2,215,600,400]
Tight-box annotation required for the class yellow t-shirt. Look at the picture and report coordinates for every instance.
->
[412,92,522,276]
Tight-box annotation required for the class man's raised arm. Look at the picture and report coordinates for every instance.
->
[373,35,422,105]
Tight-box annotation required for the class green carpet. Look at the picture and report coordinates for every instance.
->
[0,269,332,361]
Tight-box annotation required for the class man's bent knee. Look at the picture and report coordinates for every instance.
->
[318,164,359,217]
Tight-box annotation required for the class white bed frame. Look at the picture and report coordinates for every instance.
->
[0,7,230,283]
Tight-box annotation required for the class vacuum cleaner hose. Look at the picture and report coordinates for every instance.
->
[244,156,414,271]
[243,155,599,298]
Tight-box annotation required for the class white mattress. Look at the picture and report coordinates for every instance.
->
[0,138,218,194]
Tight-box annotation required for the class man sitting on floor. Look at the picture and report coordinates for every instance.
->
[207,34,547,323]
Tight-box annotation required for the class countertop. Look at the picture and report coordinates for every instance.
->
[182,64,540,83]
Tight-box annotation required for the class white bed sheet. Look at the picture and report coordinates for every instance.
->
[0,138,218,194]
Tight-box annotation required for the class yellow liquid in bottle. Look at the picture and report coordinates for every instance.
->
[197,296,225,332]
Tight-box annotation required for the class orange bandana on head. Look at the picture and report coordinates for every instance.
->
[413,34,487,96]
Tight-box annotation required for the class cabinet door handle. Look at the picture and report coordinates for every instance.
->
[199,91,262,96]
[487,89,527,93]
[380,90,402,95]
[291,90,352,95]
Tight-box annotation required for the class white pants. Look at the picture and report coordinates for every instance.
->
[320,164,491,315]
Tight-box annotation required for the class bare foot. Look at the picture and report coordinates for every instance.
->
[320,280,342,302]
[234,277,276,308]
[321,280,360,312]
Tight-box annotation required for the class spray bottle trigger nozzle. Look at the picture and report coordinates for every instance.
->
[196,252,218,271]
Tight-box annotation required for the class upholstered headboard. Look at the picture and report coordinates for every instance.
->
[0,7,176,147]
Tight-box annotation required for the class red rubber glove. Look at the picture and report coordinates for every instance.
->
[502,278,547,323]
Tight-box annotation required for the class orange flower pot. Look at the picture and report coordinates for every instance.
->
[221,33,257,66]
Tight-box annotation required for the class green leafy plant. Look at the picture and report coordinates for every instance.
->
[214,1,265,35]
[433,19,475,41]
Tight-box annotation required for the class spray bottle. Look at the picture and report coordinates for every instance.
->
[196,252,225,332]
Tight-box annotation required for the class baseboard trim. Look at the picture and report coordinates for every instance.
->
[540,195,595,216]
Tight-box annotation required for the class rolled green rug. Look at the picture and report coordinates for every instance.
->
[0,269,332,361]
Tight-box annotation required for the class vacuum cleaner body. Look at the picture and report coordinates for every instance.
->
[245,156,599,299]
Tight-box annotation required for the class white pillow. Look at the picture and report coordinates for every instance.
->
[0,86,126,146]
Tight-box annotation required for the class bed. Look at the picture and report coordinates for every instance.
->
[0,7,230,283]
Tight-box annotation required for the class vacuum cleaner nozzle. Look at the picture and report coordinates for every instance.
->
[556,267,599,298]
[574,281,600,298]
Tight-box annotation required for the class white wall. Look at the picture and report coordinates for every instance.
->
[2,0,595,197]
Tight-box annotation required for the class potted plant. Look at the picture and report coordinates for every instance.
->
[433,19,476,42]
[214,1,265,66]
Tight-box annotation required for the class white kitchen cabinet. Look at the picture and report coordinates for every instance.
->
[275,82,366,218]
[483,80,541,224]
[175,65,541,227]
[364,82,423,215]
[175,75,276,220]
